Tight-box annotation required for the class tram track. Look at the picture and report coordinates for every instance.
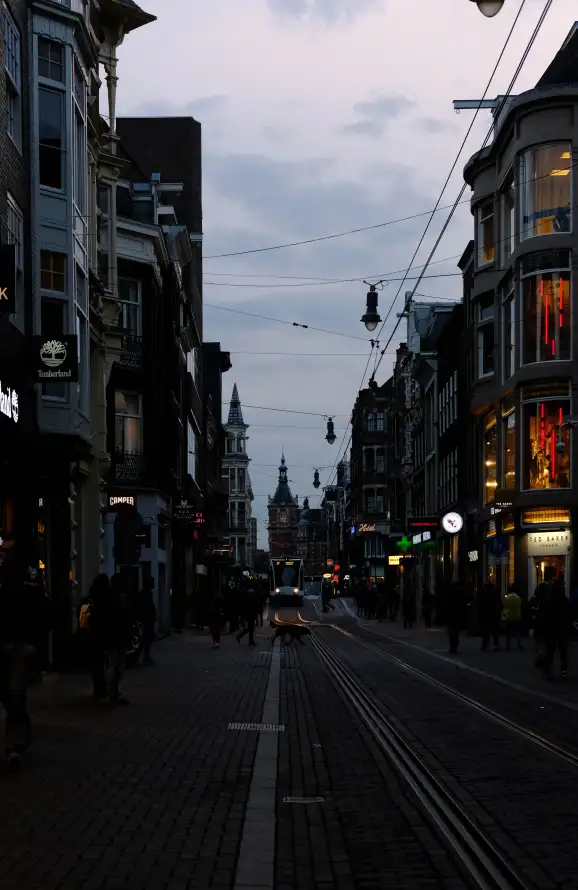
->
[308,629,532,890]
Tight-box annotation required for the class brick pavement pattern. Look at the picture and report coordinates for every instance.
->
[0,630,271,890]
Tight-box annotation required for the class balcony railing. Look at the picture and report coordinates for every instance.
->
[118,335,144,369]
[114,451,145,483]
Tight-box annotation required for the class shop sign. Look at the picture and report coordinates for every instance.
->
[174,499,196,521]
[0,244,16,314]
[468,550,479,562]
[407,517,438,531]
[412,531,432,546]
[195,565,208,575]
[442,512,463,535]
[490,500,514,517]
[0,381,18,423]
[108,494,136,509]
[389,555,409,565]
[31,335,78,383]
[527,531,571,556]
[359,523,377,532]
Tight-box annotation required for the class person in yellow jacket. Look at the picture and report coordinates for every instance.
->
[504,585,523,650]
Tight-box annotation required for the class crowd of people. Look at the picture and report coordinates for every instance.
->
[352,574,572,679]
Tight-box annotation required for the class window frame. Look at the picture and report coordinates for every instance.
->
[502,406,516,490]
[38,36,64,83]
[477,198,495,266]
[114,391,143,455]
[483,412,498,505]
[519,142,572,242]
[499,169,515,265]
[38,85,66,192]
[502,286,515,381]
[520,258,571,366]
[3,3,21,150]
[477,321,495,379]
[6,192,23,271]
[118,277,142,335]
[40,250,66,293]
[521,388,571,492]
[75,267,89,417]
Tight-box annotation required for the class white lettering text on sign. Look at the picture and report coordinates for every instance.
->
[0,382,18,423]
[527,531,571,556]
[0,287,8,301]
[359,523,377,532]
[110,496,135,507]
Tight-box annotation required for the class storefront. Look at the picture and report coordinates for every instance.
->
[522,526,571,596]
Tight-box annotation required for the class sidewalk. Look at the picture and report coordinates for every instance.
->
[0,623,274,890]
[329,597,578,708]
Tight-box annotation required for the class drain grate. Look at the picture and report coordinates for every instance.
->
[283,796,324,804]
[228,722,285,732]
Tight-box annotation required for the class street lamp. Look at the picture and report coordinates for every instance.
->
[361,284,381,332]
[470,0,505,16]
[326,418,336,445]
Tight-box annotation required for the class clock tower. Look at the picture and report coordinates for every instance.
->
[268,454,299,557]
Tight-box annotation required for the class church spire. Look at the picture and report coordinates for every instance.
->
[271,453,295,505]
[227,382,245,425]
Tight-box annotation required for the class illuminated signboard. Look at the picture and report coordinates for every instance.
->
[359,523,377,532]
[0,381,18,424]
[442,512,463,534]
[109,495,135,507]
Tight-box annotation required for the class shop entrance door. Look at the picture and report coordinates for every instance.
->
[530,554,567,593]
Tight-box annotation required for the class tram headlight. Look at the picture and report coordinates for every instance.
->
[294,588,299,593]
[275,588,280,593]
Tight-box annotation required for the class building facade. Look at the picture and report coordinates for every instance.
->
[461,25,578,601]
[223,384,253,566]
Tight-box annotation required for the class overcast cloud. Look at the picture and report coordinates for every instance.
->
[117,0,576,544]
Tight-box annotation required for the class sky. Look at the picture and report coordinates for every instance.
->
[116,0,576,546]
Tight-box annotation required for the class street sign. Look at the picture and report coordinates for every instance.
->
[0,244,16,314]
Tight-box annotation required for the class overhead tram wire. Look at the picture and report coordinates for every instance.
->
[371,0,553,385]
[206,303,370,342]
[367,0,529,367]
[316,0,532,500]
[204,271,461,289]
[221,401,348,417]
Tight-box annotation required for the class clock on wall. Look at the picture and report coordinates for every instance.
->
[442,512,463,535]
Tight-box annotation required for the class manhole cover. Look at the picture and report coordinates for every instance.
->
[283,796,324,804]
[228,722,285,732]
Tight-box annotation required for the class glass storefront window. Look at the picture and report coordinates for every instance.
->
[522,271,570,364]
[520,143,571,240]
[484,413,498,504]
[523,398,570,489]
[503,411,515,489]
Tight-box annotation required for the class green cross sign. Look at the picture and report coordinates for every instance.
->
[396,536,413,553]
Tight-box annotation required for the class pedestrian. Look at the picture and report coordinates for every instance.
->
[422,585,434,628]
[236,584,259,646]
[446,580,466,654]
[0,543,52,773]
[478,578,502,651]
[504,584,523,651]
[91,573,131,705]
[402,587,417,629]
[87,573,112,698]
[387,584,400,622]
[137,578,157,665]
[321,577,335,613]
[527,582,547,657]
[209,590,224,649]
[256,580,267,627]
[542,577,571,680]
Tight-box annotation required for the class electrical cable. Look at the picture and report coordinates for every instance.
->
[207,303,370,342]
[371,0,553,384]
[204,271,462,289]
[221,401,349,417]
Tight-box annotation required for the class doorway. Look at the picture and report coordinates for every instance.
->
[531,554,567,592]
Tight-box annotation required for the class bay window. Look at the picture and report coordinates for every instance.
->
[520,143,571,240]
[522,256,570,363]
[523,390,570,489]
[484,413,497,504]
[477,199,495,265]
[39,87,65,190]
[500,172,515,264]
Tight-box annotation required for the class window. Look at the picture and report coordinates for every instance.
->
[41,299,66,399]
[500,172,515,263]
[365,488,384,514]
[187,421,197,480]
[478,322,495,377]
[73,109,86,213]
[520,143,571,240]
[40,251,66,292]
[4,4,21,148]
[279,510,287,524]
[118,278,141,334]
[38,38,64,82]
[502,290,515,379]
[477,199,495,265]
[73,59,86,113]
[6,193,22,270]
[115,391,142,454]
[484,413,497,504]
[365,411,385,432]
[375,448,385,474]
[522,266,570,364]
[39,87,65,189]
[523,394,570,490]
[502,410,516,490]
[75,271,88,414]
[187,347,200,387]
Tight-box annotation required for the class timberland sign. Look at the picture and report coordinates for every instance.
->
[31,335,78,383]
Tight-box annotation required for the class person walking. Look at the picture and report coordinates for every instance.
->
[478,578,502,651]
[209,590,224,649]
[504,584,523,651]
[542,577,571,680]
[528,582,548,659]
[136,578,157,665]
[402,587,417,629]
[321,577,336,614]
[236,584,259,646]
[446,580,466,654]
[0,543,51,773]
[91,573,131,705]
[387,583,400,622]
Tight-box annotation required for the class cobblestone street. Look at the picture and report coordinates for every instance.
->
[2,607,578,888]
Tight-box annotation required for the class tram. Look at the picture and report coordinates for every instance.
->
[269,557,305,606]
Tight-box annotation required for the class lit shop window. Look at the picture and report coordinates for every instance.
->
[523,397,570,490]
[522,269,570,364]
[477,199,495,265]
[502,409,515,490]
[520,143,571,240]
[484,412,498,504]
